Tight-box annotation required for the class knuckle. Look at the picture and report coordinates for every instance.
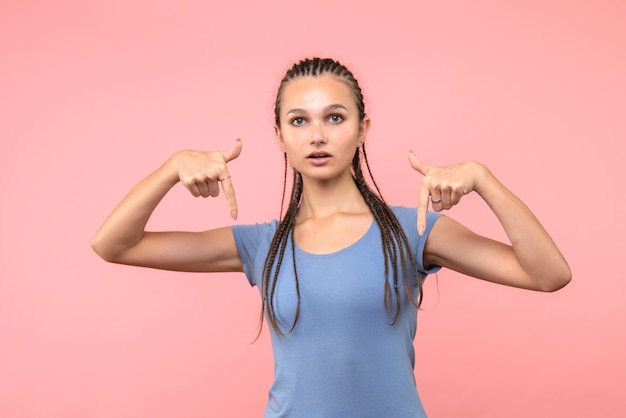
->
[181,177,196,188]
[192,173,206,183]
[440,181,453,191]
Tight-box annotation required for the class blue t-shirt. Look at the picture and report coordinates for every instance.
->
[232,206,441,418]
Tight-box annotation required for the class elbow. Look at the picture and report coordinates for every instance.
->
[90,235,120,263]
[537,265,572,292]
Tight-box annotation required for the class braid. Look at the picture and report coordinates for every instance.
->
[279,153,288,220]
[352,147,422,323]
[261,167,303,336]
[261,57,423,335]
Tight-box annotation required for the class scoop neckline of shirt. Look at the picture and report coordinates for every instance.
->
[293,219,376,257]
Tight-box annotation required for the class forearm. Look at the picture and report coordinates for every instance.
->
[475,164,571,289]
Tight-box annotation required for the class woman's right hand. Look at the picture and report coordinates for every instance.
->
[91,138,244,271]
[170,138,242,220]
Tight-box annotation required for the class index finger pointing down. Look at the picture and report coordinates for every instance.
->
[219,175,238,220]
[417,180,430,236]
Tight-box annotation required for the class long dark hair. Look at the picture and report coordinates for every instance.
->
[261,58,421,336]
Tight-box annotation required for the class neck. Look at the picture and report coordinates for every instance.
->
[297,172,368,220]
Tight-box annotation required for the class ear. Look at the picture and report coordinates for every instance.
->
[275,124,285,152]
[358,115,371,145]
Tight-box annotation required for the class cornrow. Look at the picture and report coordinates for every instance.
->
[274,57,365,125]
[261,57,421,335]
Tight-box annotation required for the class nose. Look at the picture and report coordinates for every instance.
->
[310,120,327,145]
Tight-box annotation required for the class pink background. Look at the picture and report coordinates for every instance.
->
[1,1,624,417]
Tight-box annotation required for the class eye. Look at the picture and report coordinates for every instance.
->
[329,114,344,123]
[290,117,305,126]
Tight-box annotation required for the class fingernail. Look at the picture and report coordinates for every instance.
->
[231,210,238,220]
[418,225,424,236]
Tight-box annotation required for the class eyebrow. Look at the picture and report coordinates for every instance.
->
[285,104,349,116]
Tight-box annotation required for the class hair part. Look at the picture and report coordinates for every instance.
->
[259,57,422,337]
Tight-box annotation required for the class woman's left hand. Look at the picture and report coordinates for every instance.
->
[408,150,571,291]
[409,151,484,235]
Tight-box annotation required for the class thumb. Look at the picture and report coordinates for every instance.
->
[408,150,430,176]
[221,138,243,163]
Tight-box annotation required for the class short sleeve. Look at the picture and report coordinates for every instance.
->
[391,206,443,276]
[232,220,278,287]
[417,211,442,275]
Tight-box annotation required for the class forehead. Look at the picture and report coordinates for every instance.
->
[280,74,355,110]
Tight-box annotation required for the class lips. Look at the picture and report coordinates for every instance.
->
[307,151,332,159]
[306,151,332,165]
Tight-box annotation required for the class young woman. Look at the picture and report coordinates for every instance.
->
[91,57,571,417]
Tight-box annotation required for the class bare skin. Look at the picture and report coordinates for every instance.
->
[91,143,243,273]
[91,74,571,292]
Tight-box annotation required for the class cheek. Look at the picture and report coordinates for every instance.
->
[280,127,307,146]
[332,125,360,143]
[278,134,300,157]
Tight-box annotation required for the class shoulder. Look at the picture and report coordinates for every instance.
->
[389,205,414,222]
[389,205,442,229]
[232,219,279,245]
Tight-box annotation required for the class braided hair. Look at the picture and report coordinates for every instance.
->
[262,58,421,336]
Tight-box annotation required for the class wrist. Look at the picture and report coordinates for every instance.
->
[472,162,500,199]
[160,152,186,187]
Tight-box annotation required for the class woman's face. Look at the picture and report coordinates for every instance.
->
[276,74,370,182]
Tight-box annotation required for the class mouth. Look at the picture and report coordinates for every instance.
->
[306,151,332,166]
[307,151,332,159]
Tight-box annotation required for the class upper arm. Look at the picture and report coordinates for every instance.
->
[423,216,542,290]
[104,226,244,273]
